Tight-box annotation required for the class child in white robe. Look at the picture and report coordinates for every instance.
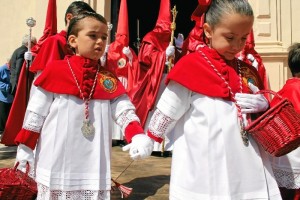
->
[269,42,300,199]
[146,0,282,199]
[14,12,154,200]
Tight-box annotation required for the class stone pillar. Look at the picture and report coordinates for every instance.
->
[249,0,300,91]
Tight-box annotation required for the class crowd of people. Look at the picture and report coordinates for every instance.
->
[0,0,299,199]
[0,34,36,136]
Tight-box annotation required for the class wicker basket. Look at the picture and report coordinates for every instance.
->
[245,90,300,157]
[0,162,37,200]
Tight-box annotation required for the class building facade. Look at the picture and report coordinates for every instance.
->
[0,0,299,91]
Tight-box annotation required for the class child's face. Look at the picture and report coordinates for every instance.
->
[204,13,254,60]
[69,17,108,60]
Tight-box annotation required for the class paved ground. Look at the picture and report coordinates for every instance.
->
[0,142,172,200]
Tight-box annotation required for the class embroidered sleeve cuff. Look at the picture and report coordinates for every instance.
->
[147,130,164,143]
[14,129,39,150]
[124,121,144,143]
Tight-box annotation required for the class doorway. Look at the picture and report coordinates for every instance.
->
[111,0,198,54]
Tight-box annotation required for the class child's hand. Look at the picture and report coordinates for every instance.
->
[122,134,154,160]
[16,144,35,176]
[235,82,269,113]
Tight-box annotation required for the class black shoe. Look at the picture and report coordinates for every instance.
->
[151,151,172,157]
[162,151,172,157]
[151,151,162,157]
[112,140,119,147]
[119,140,127,147]
[112,140,127,147]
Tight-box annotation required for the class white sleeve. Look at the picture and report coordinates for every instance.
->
[23,87,54,132]
[111,94,140,133]
[148,81,191,138]
[27,87,54,116]
[157,80,191,120]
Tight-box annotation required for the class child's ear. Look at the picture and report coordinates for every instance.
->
[203,23,212,39]
[68,35,77,49]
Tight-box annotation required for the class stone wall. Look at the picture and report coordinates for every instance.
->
[0,0,299,92]
[249,0,300,91]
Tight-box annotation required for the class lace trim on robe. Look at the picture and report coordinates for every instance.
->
[23,111,46,133]
[37,183,108,200]
[148,109,175,138]
[273,167,300,189]
[115,110,140,133]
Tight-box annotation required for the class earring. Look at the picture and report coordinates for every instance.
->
[208,38,212,48]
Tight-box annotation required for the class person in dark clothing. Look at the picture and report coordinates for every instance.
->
[9,34,36,96]
[0,58,13,135]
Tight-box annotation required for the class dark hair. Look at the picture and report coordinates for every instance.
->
[205,0,253,28]
[67,11,107,38]
[288,43,300,76]
[64,1,95,25]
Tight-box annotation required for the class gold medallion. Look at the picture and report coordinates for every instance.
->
[99,70,117,93]
[240,65,263,90]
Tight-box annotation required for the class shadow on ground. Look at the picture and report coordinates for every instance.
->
[111,175,170,200]
[0,145,17,160]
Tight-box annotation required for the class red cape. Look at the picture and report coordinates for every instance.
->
[166,46,264,100]
[31,0,57,54]
[239,29,270,100]
[105,0,140,93]
[270,78,300,112]
[181,18,206,56]
[127,31,170,128]
[106,37,139,93]
[35,56,126,99]
[30,31,72,73]
[126,0,171,128]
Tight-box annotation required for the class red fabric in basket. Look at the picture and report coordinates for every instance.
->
[0,162,37,200]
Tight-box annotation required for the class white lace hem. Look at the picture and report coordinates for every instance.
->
[115,109,140,133]
[37,183,109,200]
[273,167,300,189]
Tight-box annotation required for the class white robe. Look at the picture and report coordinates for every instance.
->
[269,148,300,189]
[111,76,127,140]
[26,87,135,192]
[150,81,282,200]
[144,74,174,152]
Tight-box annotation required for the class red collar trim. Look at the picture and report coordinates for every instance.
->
[34,56,126,99]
